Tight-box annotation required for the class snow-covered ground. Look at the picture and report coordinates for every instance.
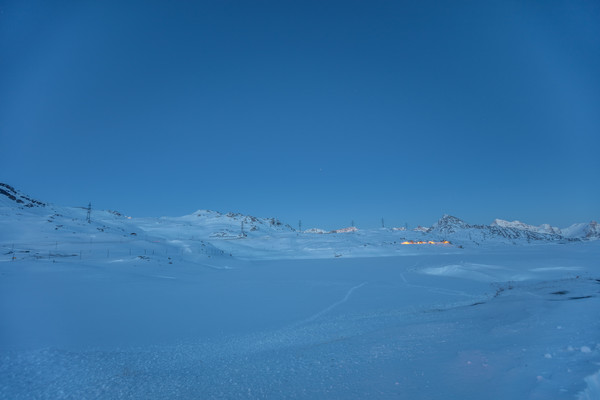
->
[1,186,599,399]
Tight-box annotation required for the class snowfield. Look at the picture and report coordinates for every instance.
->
[1,186,599,399]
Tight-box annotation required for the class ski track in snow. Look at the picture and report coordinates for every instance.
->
[198,263,233,270]
[151,275,176,280]
[297,281,369,325]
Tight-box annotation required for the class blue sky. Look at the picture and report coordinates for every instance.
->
[1,1,599,229]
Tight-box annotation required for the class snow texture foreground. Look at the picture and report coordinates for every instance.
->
[2,247,600,399]
[1,189,599,399]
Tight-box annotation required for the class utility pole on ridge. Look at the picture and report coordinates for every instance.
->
[86,202,92,224]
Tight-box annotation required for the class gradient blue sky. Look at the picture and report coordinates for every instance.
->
[1,0,599,229]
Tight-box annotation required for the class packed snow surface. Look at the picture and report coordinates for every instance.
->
[1,187,599,399]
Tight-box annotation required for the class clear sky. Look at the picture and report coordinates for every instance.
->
[1,0,599,230]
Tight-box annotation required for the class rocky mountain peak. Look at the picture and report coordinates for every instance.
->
[431,214,469,233]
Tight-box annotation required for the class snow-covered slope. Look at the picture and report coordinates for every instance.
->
[491,218,562,235]
[304,228,328,234]
[0,183,132,243]
[562,221,600,239]
[0,184,228,263]
[428,214,569,245]
[0,183,46,208]
[0,183,596,263]
[136,209,295,240]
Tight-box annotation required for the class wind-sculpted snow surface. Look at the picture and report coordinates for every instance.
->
[1,244,600,399]
[578,369,600,400]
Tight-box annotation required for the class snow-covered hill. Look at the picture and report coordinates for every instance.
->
[488,218,599,240]
[0,183,597,263]
[562,221,600,239]
[137,209,295,240]
[0,184,227,262]
[428,215,571,245]
[491,218,562,235]
[0,183,46,208]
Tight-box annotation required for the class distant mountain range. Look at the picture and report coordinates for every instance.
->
[1,183,598,248]
[424,214,599,244]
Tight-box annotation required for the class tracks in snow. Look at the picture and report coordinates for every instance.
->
[297,281,369,326]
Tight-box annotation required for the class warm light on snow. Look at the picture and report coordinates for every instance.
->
[400,240,451,245]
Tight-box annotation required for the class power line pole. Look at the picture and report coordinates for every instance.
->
[298,220,302,232]
[381,217,385,228]
[86,202,92,224]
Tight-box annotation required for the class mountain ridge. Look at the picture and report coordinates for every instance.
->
[1,183,597,243]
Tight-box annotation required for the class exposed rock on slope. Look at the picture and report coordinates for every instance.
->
[0,183,45,208]
[429,215,569,244]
